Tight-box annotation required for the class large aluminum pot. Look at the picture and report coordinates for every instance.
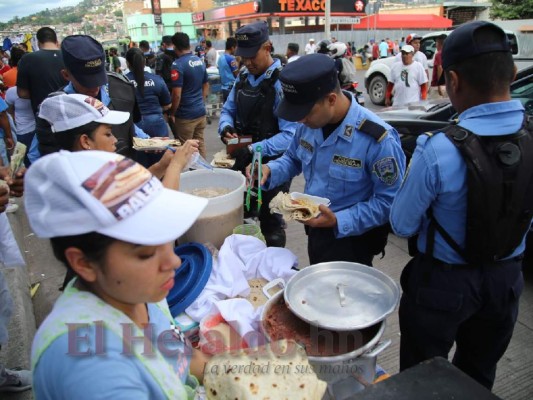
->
[260,284,390,400]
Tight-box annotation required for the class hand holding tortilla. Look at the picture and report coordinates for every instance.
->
[269,192,329,222]
[203,340,327,400]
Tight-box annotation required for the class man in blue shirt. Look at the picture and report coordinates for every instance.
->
[390,21,527,389]
[169,32,208,158]
[253,53,405,264]
[218,21,299,248]
[217,37,239,102]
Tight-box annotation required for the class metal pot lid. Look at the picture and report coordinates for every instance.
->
[284,262,400,331]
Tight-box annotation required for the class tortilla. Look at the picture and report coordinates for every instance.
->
[269,192,320,221]
[204,340,327,400]
[211,150,235,168]
[238,278,269,308]
[132,137,181,151]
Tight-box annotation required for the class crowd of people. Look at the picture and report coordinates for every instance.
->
[0,20,529,399]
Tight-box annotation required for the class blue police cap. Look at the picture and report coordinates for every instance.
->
[62,35,107,88]
[442,21,511,70]
[276,53,338,122]
[235,21,269,58]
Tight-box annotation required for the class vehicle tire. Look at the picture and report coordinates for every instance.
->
[368,74,387,106]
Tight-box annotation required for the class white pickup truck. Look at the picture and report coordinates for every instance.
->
[364,29,520,105]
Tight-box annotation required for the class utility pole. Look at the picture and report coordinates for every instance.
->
[325,0,331,38]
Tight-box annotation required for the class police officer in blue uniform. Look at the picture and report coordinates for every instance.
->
[390,21,527,389]
[253,53,405,265]
[219,21,299,248]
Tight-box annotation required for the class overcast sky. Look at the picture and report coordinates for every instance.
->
[0,0,81,23]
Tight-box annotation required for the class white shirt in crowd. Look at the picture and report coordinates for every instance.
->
[305,43,316,54]
[287,55,300,63]
[390,60,428,106]
[5,87,36,136]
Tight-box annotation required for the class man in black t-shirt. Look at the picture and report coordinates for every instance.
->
[16,27,67,114]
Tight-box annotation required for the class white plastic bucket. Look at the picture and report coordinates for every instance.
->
[179,169,246,248]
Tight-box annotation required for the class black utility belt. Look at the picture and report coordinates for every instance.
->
[421,253,524,270]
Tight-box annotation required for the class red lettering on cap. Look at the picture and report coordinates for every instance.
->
[171,70,179,81]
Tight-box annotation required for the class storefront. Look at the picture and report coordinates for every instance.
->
[192,0,368,39]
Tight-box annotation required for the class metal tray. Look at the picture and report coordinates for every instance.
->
[284,262,400,331]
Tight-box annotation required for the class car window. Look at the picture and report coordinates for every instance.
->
[511,74,533,115]
[421,38,436,60]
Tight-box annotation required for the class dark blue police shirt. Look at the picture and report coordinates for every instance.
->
[125,71,171,116]
[170,52,208,120]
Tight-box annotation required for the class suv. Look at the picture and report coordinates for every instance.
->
[364,29,520,105]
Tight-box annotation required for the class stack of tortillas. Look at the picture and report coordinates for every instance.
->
[269,192,320,222]
[238,278,269,308]
[211,150,236,168]
[204,340,327,400]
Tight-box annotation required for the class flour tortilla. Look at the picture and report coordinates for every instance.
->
[204,340,327,400]
[239,278,269,308]
[211,150,236,168]
[269,192,320,221]
[132,137,181,151]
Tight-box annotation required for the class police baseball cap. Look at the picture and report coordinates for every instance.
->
[276,53,337,122]
[235,21,269,58]
[62,35,107,88]
[442,21,511,70]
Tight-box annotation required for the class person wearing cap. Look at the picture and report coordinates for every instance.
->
[33,35,167,165]
[390,21,527,389]
[286,43,300,64]
[217,37,239,103]
[250,53,405,265]
[16,27,67,115]
[385,44,428,107]
[38,93,197,192]
[25,150,210,399]
[397,33,429,78]
[218,21,299,248]
[305,38,316,55]
[169,32,209,159]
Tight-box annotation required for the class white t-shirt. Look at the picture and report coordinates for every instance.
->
[305,43,316,54]
[389,61,428,106]
[5,87,36,136]
[287,55,300,63]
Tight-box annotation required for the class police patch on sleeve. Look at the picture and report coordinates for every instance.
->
[373,157,399,185]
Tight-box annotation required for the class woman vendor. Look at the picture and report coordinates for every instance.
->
[25,148,211,399]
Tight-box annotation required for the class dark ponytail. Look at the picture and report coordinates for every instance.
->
[126,47,146,97]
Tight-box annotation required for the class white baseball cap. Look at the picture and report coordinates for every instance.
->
[38,93,130,133]
[309,38,315,42]
[24,150,208,245]
[401,45,415,53]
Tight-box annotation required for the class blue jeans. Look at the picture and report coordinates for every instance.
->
[137,114,169,138]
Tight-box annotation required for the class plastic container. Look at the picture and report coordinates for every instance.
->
[167,243,213,317]
[179,169,246,249]
[233,224,266,244]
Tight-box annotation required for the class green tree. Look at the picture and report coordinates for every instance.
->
[490,0,533,19]
[114,10,123,17]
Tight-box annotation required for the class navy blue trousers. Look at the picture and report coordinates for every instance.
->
[399,253,524,389]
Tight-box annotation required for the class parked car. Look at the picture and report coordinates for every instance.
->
[378,63,533,162]
[364,29,520,106]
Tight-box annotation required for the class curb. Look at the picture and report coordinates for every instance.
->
[1,198,35,400]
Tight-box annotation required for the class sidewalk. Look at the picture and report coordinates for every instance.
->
[3,115,532,399]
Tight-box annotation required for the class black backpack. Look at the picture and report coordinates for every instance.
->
[428,117,533,264]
